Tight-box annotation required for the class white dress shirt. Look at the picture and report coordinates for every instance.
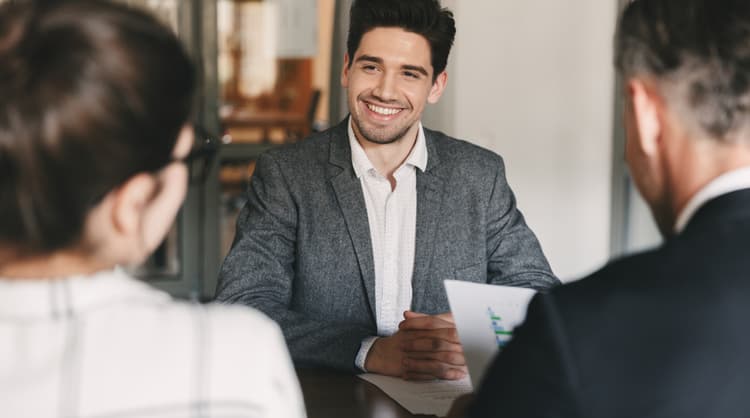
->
[0,268,306,418]
[348,120,428,370]
[674,166,750,234]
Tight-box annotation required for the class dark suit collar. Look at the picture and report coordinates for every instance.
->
[327,117,377,321]
[682,188,750,235]
[412,129,448,311]
[423,127,442,173]
[328,117,353,173]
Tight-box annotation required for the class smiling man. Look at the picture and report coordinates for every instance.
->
[216,0,557,379]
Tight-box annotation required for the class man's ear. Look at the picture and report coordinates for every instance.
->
[628,78,664,157]
[110,173,158,239]
[427,71,448,104]
[341,53,351,88]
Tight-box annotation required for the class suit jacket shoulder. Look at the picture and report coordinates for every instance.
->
[423,127,507,172]
[471,189,750,418]
[261,128,338,172]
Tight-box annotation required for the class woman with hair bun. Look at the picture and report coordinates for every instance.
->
[0,1,305,417]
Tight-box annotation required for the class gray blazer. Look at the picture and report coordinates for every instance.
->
[216,119,558,371]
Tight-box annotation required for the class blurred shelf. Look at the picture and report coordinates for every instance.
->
[218,142,277,161]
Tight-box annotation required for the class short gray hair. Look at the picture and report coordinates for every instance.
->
[615,0,750,141]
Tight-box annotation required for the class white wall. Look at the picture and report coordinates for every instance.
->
[424,1,618,281]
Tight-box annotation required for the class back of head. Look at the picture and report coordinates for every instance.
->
[615,0,750,142]
[0,0,195,256]
[347,0,456,79]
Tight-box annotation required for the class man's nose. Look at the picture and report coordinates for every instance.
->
[372,73,398,102]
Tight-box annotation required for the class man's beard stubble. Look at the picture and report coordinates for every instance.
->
[351,115,415,145]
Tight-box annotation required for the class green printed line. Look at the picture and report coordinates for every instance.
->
[495,330,512,336]
[490,316,502,321]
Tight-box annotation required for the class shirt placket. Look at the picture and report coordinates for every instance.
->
[382,183,399,334]
[369,172,391,335]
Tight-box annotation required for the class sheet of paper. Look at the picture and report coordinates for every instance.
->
[358,373,472,417]
[444,280,536,387]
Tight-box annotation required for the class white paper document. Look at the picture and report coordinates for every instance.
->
[358,373,472,417]
[445,280,536,387]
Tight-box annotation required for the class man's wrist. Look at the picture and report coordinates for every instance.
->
[355,336,379,372]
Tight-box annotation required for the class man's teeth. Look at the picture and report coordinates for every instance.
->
[367,104,401,115]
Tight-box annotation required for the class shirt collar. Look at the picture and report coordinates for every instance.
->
[347,118,428,178]
[674,166,750,233]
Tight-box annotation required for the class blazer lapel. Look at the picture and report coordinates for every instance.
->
[411,132,447,312]
[327,120,377,319]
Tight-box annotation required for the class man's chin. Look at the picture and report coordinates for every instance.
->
[360,133,402,145]
[355,122,415,146]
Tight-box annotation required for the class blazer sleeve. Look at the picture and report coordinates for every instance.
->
[485,156,559,290]
[215,152,372,371]
[467,294,580,417]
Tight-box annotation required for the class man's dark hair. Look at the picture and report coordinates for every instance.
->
[346,0,456,81]
[0,0,195,255]
[615,0,750,140]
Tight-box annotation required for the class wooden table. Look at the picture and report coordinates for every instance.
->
[297,368,438,418]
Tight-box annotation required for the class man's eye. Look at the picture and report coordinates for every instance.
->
[404,71,419,79]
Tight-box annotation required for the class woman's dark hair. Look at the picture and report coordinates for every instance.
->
[0,0,196,255]
[615,0,750,140]
[346,0,456,81]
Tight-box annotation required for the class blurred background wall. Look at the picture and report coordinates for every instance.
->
[422,1,621,281]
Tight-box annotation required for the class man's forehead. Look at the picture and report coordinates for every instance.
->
[355,28,433,69]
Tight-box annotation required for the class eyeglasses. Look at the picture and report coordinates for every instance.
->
[178,125,220,184]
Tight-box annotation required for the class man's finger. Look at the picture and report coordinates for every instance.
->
[401,335,463,352]
[434,312,455,324]
[402,358,467,380]
[399,315,455,330]
[404,350,466,366]
[400,328,461,350]
[403,310,428,319]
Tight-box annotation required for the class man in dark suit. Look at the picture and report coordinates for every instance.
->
[216,0,557,379]
[465,0,750,416]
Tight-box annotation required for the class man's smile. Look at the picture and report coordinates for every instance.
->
[366,103,403,116]
[361,99,406,122]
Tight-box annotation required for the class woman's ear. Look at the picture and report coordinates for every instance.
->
[98,127,192,266]
[109,173,159,261]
